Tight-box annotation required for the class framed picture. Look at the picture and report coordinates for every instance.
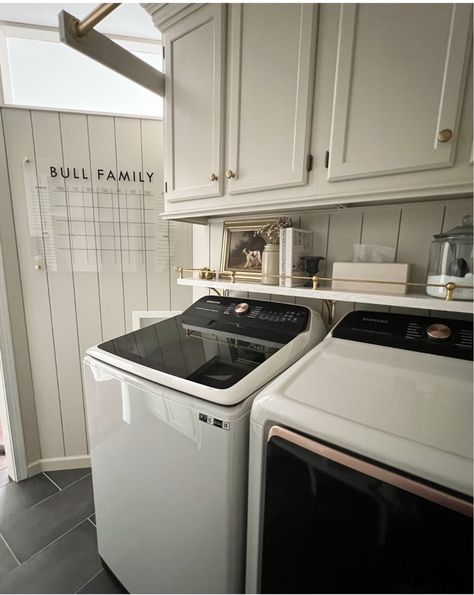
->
[220,219,279,278]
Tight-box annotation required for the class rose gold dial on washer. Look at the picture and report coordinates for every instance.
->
[425,323,452,341]
[234,302,250,315]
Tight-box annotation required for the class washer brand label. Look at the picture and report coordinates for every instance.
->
[362,317,388,324]
[199,413,230,430]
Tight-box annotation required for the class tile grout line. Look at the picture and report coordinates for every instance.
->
[75,568,103,594]
[19,473,92,514]
[15,517,94,567]
[42,472,62,491]
[0,532,21,567]
[60,473,92,492]
[44,470,95,492]
[14,481,63,512]
[87,516,96,528]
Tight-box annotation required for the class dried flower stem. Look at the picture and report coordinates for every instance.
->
[255,217,292,245]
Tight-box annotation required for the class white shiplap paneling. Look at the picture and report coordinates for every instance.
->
[141,118,171,311]
[31,110,88,456]
[200,198,473,326]
[3,108,65,459]
[59,112,103,365]
[1,107,193,464]
[0,111,41,466]
[87,114,127,341]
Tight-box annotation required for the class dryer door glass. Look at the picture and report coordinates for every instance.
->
[260,429,473,594]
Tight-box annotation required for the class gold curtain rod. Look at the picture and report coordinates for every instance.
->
[75,3,120,37]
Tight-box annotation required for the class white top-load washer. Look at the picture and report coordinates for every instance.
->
[83,295,326,594]
[246,309,473,594]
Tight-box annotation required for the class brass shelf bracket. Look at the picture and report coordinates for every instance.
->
[323,300,337,326]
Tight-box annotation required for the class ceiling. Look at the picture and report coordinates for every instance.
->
[0,3,160,40]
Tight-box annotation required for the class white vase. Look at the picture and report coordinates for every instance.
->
[261,244,279,285]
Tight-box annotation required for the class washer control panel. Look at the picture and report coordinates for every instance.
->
[333,310,473,360]
[182,296,310,343]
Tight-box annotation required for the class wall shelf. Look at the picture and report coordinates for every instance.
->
[177,278,473,315]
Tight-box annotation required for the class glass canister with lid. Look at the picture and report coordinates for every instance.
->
[426,215,473,300]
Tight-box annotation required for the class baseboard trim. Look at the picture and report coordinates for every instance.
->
[27,459,42,476]
[28,455,91,475]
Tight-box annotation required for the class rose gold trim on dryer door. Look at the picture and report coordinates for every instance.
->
[268,426,473,518]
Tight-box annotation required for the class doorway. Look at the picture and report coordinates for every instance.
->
[0,356,11,487]
[0,241,28,483]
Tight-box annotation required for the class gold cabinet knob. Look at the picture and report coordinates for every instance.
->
[225,169,235,179]
[209,172,218,182]
[438,129,453,142]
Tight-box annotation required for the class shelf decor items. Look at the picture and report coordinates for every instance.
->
[220,218,292,282]
[255,217,292,285]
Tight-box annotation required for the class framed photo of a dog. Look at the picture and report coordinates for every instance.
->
[220,219,278,278]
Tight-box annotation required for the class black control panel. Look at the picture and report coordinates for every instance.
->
[181,296,310,344]
[333,310,473,361]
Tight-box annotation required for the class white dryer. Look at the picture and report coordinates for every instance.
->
[83,295,326,594]
[246,309,473,594]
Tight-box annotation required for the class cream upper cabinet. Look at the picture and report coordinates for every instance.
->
[144,3,473,220]
[163,5,225,202]
[225,4,317,194]
[327,4,472,182]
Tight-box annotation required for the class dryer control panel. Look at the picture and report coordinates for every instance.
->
[333,310,473,360]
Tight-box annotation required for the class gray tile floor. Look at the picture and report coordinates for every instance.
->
[0,468,127,594]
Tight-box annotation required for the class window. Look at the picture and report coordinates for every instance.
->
[0,25,163,117]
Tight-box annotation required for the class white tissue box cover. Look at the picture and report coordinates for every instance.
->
[332,263,410,294]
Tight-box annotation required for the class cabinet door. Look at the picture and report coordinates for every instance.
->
[226,4,316,195]
[164,5,225,202]
[328,4,472,181]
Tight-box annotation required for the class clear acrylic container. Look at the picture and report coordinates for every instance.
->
[426,215,473,300]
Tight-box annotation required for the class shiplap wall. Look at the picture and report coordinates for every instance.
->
[0,107,193,471]
[0,112,41,467]
[193,197,474,323]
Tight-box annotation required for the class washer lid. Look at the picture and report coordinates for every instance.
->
[86,296,326,406]
[95,296,310,390]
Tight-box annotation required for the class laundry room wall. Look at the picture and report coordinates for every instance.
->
[0,107,193,473]
[193,197,474,323]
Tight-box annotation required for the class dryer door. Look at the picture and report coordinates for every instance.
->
[260,426,473,594]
